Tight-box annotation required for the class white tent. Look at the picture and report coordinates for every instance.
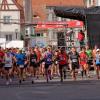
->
[1,40,24,49]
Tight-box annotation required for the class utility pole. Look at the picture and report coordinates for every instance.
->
[24,0,33,48]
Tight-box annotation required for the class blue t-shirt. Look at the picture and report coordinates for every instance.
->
[45,52,52,65]
[15,53,25,65]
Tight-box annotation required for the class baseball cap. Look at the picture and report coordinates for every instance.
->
[96,49,100,52]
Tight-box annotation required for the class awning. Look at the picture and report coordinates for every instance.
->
[54,6,100,21]
[54,7,86,21]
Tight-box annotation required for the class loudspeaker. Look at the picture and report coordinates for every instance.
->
[86,14,100,48]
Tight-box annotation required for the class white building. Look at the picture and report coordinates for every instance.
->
[84,0,100,8]
[0,0,24,42]
[96,0,100,6]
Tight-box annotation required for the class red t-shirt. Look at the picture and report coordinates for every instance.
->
[78,32,85,41]
[58,53,68,65]
[0,50,5,63]
[79,52,87,65]
[35,50,41,61]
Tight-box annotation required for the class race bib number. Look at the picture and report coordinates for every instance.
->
[60,57,65,61]
[72,59,78,62]
[31,59,36,62]
[55,61,58,64]
[47,58,51,62]
[19,65,24,68]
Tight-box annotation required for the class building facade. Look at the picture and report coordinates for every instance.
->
[84,0,96,7]
[0,0,24,42]
[18,0,85,47]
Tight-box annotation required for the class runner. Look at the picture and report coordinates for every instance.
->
[58,48,68,82]
[40,48,46,77]
[4,51,13,85]
[86,45,93,77]
[12,48,19,77]
[34,47,42,79]
[92,45,98,71]
[69,47,80,80]
[44,47,53,83]
[53,50,59,77]
[95,49,100,79]
[0,47,5,78]
[15,50,26,84]
[29,48,38,84]
[79,47,88,79]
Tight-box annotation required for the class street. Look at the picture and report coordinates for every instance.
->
[0,73,100,100]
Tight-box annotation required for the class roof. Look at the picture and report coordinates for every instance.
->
[0,0,23,11]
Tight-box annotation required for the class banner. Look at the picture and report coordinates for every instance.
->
[36,20,83,29]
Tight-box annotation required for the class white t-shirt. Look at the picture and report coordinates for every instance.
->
[4,55,12,68]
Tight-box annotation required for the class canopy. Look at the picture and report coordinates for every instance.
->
[1,41,24,49]
[54,6,86,21]
[54,6,100,21]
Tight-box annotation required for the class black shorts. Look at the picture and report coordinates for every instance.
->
[59,64,67,67]
[59,64,67,71]
[4,67,12,71]
[30,62,38,68]
[24,64,28,68]
[13,62,17,66]
[45,64,51,69]
[96,64,100,66]
[0,63,4,68]
[87,59,93,65]
[72,63,79,70]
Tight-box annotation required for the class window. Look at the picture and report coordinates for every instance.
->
[5,35,12,41]
[35,33,43,37]
[36,33,40,37]
[3,16,11,24]
[46,7,58,21]
[89,0,92,4]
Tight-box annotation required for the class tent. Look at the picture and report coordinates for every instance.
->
[1,41,24,49]
[54,6,100,48]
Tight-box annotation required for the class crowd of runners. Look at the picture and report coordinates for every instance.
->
[0,45,100,85]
